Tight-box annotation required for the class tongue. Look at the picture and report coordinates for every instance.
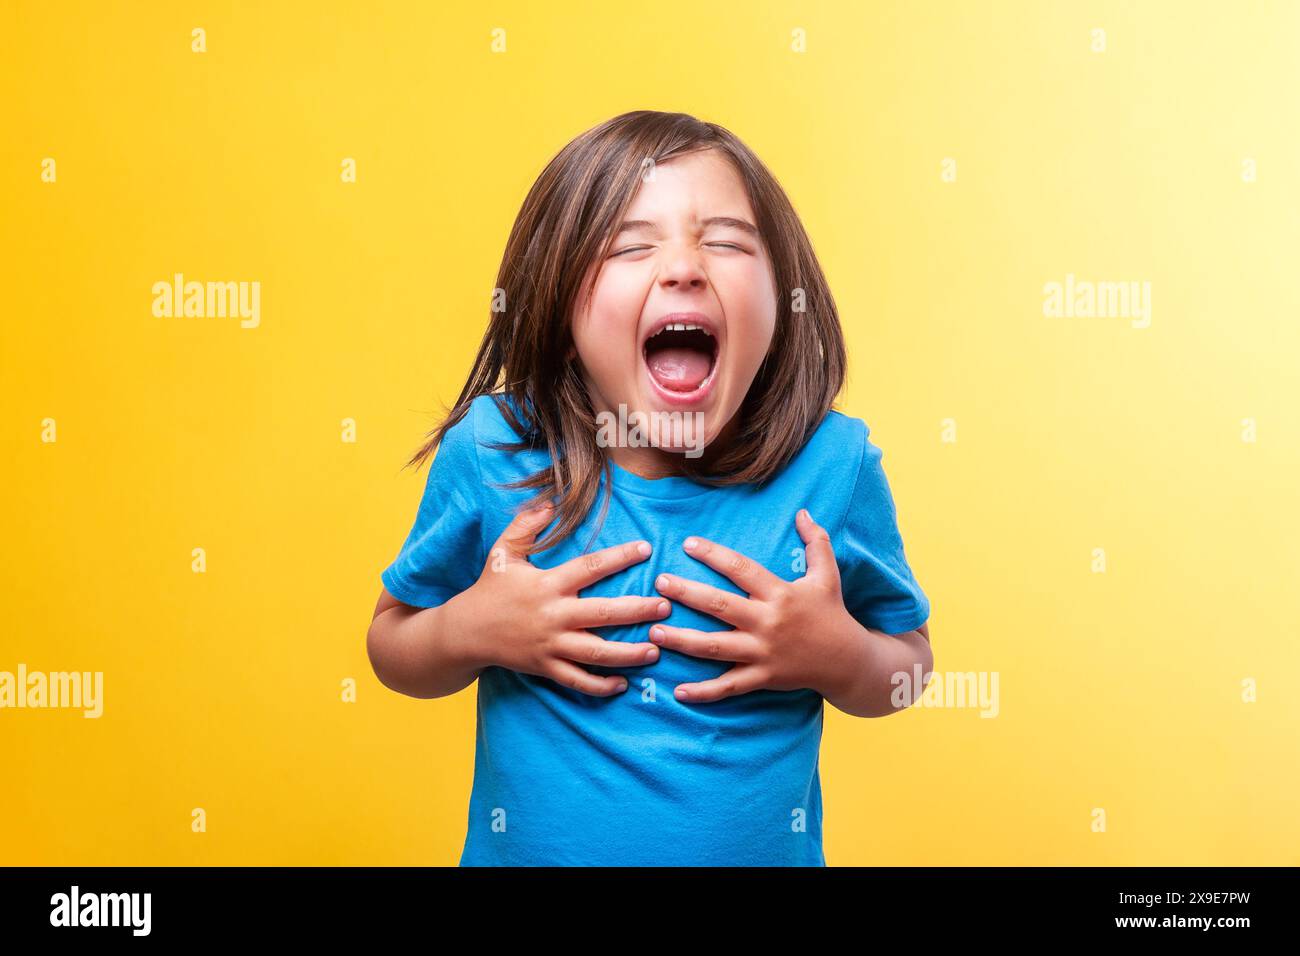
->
[647,347,712,392]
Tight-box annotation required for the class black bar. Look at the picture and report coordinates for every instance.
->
[0,866,1291,941]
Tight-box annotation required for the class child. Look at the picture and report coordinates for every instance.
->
[367,111,933,866]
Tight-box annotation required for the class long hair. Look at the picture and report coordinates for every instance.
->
[403,110,846,554]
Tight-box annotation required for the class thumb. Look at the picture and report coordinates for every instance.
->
[492,500,555,566]
[795,508,839,590]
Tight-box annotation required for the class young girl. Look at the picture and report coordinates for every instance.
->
[367,111,933,867]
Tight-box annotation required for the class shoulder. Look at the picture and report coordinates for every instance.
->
[465,392,518,439]
[793,408,902,534]
[428,396,482,471]
[758,408,872,534]
[828,409,890,473]
[437,393,527,457]
[801,407,874,475]
[819,407,868,442]
[457,392,549,484]
[773,406,871,486]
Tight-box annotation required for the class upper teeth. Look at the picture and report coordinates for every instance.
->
[663,322,705,332]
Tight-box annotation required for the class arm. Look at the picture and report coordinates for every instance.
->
[367,505,667,701]
[366,586,489,700]
[827,416,932,717]
[817,619,933,719]
[648,514,933,717]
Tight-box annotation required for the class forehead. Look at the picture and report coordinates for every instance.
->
[623,149,753,219]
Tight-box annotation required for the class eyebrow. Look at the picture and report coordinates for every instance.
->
[614,216,760,238]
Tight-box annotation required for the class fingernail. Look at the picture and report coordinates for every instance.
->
[683,537,698,552]
[675,687,689,700]
[645,645,658,661]
[656,575,670,591]
[617,679,628,692]
[799,509,809,521]
[656,600,669,616]
[650,626,665,643]
[637,541,652,557]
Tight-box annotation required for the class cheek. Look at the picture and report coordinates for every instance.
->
[575,281,624,347]
[720,264,778,366]
[573,279,644,395]
[586,273,645,342]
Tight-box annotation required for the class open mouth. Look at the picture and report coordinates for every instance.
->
[643,322,719,396]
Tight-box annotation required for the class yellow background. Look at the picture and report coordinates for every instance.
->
[2,0,1297,865]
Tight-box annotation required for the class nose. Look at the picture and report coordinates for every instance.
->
[658,242,709,292]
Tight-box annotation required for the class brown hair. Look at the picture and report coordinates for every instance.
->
[403,110,846,554]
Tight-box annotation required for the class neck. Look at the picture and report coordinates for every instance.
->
[604,409,740,480]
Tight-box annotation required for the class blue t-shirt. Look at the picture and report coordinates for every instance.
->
[381,393,930,866]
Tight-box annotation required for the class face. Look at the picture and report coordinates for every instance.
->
[570,148,778,472]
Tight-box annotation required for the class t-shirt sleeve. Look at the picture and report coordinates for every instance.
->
[836,420,931,635]
[379,408,486,609]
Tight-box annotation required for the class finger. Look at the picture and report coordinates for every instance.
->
[560,595,671,629]
[546,539,654,593]
[490,501,554,564]
[795,509,839,589]
[648,624,763,663]
[654,573,758,629]
[682,536,782,599]
[545,659,630,697]
[553,632,661,668]
[674,664,767,703]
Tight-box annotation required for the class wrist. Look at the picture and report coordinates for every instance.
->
[435,587,492,676]
[812,608,876,702]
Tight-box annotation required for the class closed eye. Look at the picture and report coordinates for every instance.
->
[609,242,747,257]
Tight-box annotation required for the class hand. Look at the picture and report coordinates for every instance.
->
[650,509,860,703]
[457,502,669,696]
